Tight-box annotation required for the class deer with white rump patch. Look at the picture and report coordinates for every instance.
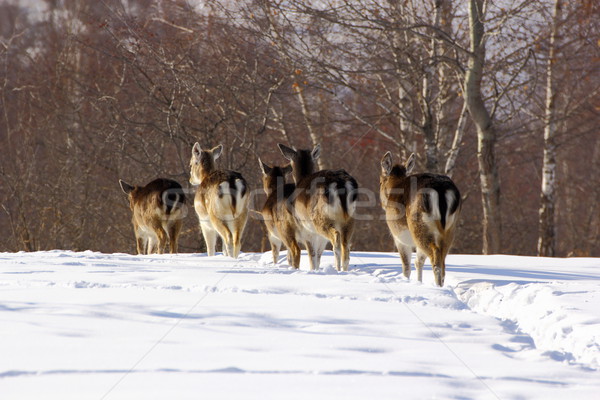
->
[258,159,302,269]
[189,143,249,258]
[380,152,461,286]
[119,178,185,254]
[278,144,358,271]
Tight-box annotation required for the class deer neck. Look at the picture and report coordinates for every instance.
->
[293,153,315,183]
[264,172,287,197]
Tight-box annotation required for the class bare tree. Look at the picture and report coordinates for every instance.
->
[463,0,501,254]
[537,0,562,257]
[1,0,599,257]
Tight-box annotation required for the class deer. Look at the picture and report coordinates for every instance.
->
[189,143,249,258]
[119,178,185,255]
[380,152,461,286]
[278,143,358,272]
[258,159,301,269]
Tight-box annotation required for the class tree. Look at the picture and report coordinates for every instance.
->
[537,0,562,257]
[463,0,501,254]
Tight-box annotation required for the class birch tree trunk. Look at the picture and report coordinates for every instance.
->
[444,102,468,177]
[262,1,324,169]
[420,0,440,173]
[464,0,501,254]
[538,0,562,257]
[293,83,325,170]
[433,0,459,175]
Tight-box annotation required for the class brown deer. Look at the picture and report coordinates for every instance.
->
[189,143,248,258]
[119,178,185,254]
[258,159,301,269]
[380,152,461,286]
[278,144,358,272]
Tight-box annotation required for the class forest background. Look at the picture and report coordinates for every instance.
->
[1,0,598,256]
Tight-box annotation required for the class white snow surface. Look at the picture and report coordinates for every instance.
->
[1,250,599,399]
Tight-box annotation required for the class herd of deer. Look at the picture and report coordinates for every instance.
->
[119,143,461,287]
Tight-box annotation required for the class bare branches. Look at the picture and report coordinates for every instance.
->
[0,0,598,256]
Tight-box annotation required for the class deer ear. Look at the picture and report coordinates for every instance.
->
[381,152,393,176]
[405,153,416,174]
[283,164,293,176]
[311,144,321,160]
[278,143,297,161]
[258,158,271,175]
[192,142,202,159]
[119,179,134,194]
[212,144,223,160]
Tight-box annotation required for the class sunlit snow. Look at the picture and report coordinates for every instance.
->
[1,250,598,399]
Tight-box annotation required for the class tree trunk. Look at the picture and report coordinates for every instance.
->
[464,0,501,254]
[444,102,468,177]
[538,0,562,257]
[422,0,449,174]
[421,14,437,172]
[261,0,324,169]
[293,83,325,170]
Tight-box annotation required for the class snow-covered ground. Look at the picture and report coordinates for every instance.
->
[1,250,598,399]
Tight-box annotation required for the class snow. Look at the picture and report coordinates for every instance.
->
[1,250,599,399]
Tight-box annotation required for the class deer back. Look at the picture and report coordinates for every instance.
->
[120,178,185,228]
[259,160,298,242]
[195,169,248,220]
[380,152,460,247]
[295,169,358,225]
[278,144,358,234]
[190,143,248,221]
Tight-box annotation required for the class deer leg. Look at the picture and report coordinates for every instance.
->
[269,234,282,265]
[156,229,167,255]
[133,225,146,255]
[220,239,229,257]
[415,249,427,283]
[168,221,181,254]
[282,227,300,269]
[134,227,145,255]
[340,236,351,272]
[200,222,217,256]
[430,243,444,287]
[148,218,167,255]
[232,226,243,259]
[340,223,354,272]
[314,236,327,271]
[439,257,446,287]
[288,240,301,270]
[305,238,324,271]
[146,236,156,255]
[327,229,342,271]
[209,216,234,258]
[136,237,145,255]
[438,243,447,287]
[439,233,455,286]
[232,213,248,259]
[333,243,341,272]
[304,241,317,271]
[233,240,241,258]
[230,213,247,259]
[396,241,412,279]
